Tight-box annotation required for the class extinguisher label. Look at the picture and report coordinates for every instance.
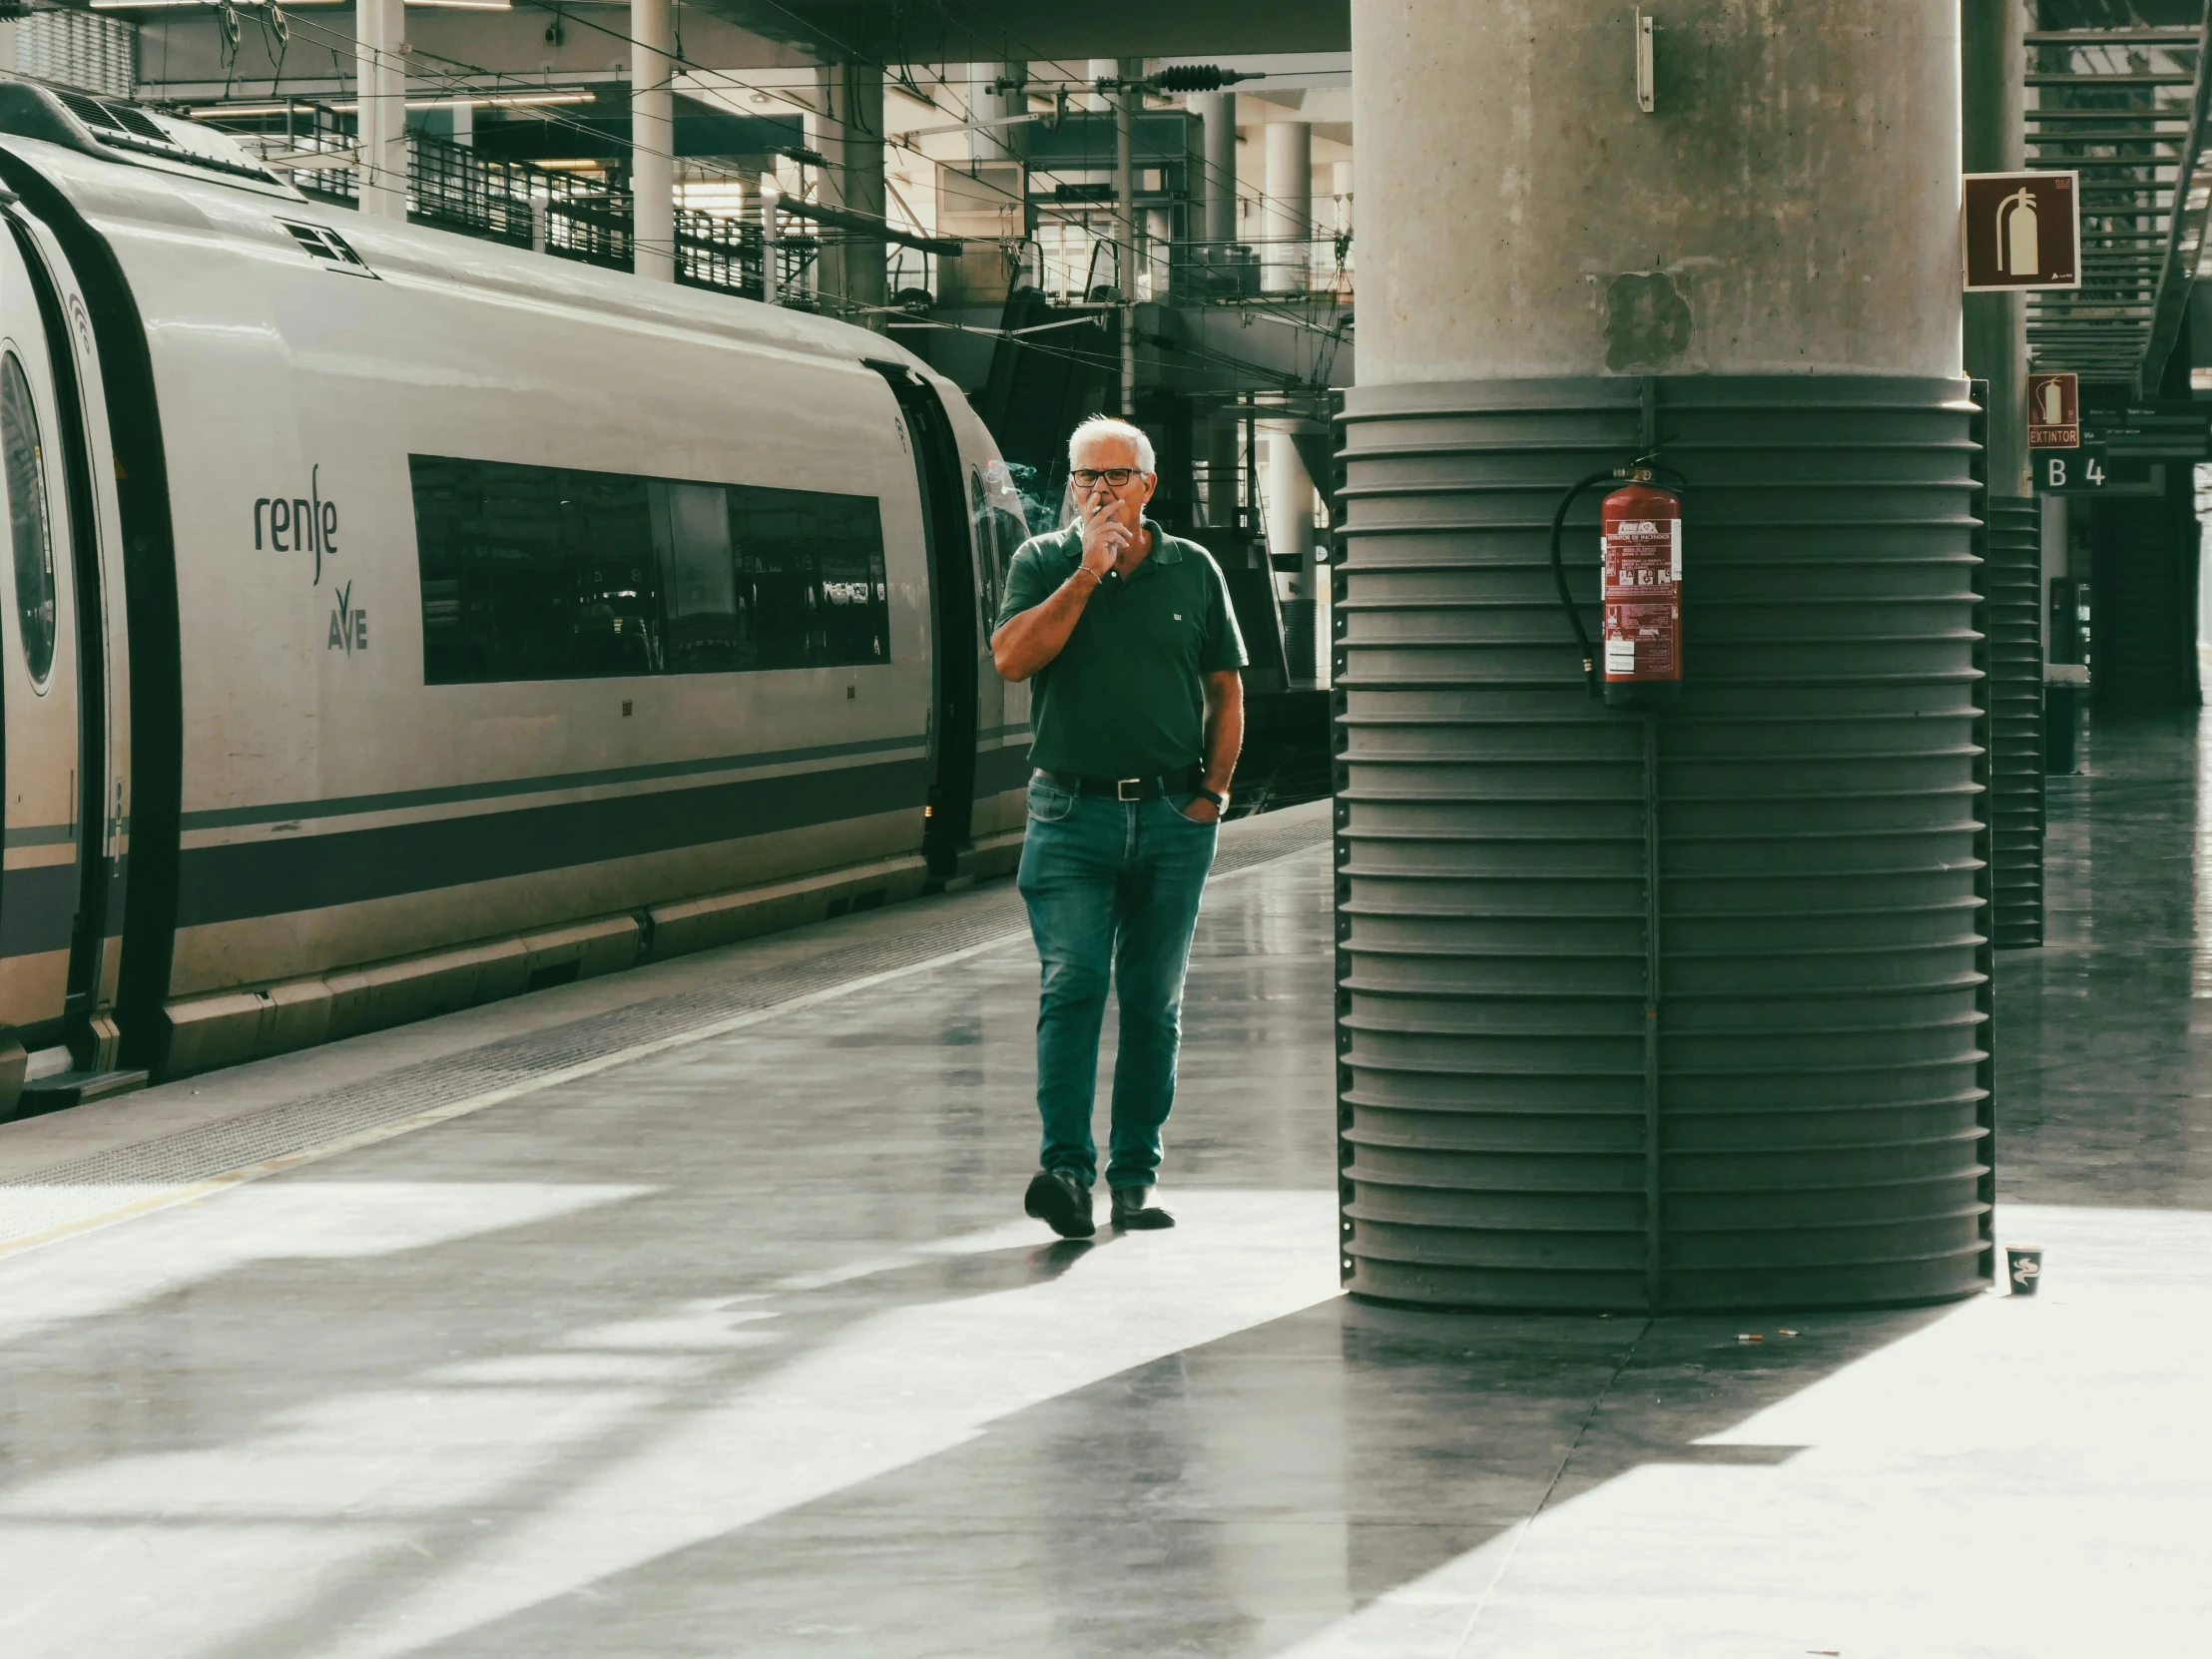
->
[1602,513,1681,684]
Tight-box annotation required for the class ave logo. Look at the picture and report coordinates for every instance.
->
[328,580,368,655]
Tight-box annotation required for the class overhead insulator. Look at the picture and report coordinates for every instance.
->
[1149,65,1258,94]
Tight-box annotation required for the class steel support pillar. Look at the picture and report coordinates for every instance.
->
[1198,91,1238,248]
[1962,0,2027,495]
[632,0,676,282]
[815,60,886,327]
[1262,119,1311,293]
[354,0,406,221]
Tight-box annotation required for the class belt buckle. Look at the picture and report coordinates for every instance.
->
[1115,778,1142,802]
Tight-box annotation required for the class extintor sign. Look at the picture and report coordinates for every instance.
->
[1962,172,2079,290]
[2027,372,2079,449]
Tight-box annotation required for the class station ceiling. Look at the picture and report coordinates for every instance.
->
[2028,2,2212,390]
[679,0,1349,63]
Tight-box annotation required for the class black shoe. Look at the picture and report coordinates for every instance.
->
[1110,1185,1176,1231]
[1024,1168,1095,1239]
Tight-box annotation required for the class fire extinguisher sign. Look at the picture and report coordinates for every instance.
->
[1962,172,2080,290]
[2027,372,2079,449]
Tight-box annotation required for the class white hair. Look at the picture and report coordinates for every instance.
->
[1067,414,1156,474]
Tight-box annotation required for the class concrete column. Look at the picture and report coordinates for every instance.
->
[1085,58,1116,111]
[1356,2,1959,381]
[1332,159,1353,236]
[1962,0,2028,496]
[1116,58,1139,413]
[966,61,1024,166]
[1262,120,1311,293]
[1267,427,1319,681]
[761,180,781,304]
[354,0,406,221]
[1339,2,1984,1313]
[631,0,675,282]
[448,101,473,149]
[816,60,886,326]
[1207,411,1242,526]
[2041,491,2066,666]
[1197,91,1237,247]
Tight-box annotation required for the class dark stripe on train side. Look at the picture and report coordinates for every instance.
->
[174,756,928,927]
[0,862,76,958]
[174,728,1025,837]
[177,733,928,833]
[971,740,1035,798]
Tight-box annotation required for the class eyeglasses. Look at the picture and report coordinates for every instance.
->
[1070,467,1144,489]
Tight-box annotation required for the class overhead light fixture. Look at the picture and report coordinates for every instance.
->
[94,0,512,7]
[189,90,593,119]
[416,91,595,110]
[534,158,605,171]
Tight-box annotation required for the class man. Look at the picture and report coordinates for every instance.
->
[991,414,1248,1238]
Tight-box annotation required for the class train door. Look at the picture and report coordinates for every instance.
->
[0,224,87,1089]
[868,362,978,877]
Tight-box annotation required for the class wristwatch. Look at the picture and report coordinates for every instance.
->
[1196,787,1227,810]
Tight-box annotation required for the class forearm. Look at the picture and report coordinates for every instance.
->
[1202,675,1245,796]
[990,572,1098,681]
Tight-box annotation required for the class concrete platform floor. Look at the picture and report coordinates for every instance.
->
[0,734,2207,1657]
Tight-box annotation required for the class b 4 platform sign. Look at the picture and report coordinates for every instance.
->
[2028,372,2079,449]
[1962,172,2079,290]
[2036,446,2106,494]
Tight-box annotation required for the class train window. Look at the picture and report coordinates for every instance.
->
[410,454,889,684]
[0,351,56,691]
[652,481,742,673]
[731,484,887,671]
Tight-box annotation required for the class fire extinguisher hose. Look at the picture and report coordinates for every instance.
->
[1547,468,1633,699]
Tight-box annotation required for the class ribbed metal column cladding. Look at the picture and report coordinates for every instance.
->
[1982,497,2045,948]
[1334,377,1993,1312]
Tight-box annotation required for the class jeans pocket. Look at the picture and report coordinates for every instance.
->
[1168,794,1219,828]
[1027,777,1077,823]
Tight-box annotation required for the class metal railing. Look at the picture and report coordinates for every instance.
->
[221,111,819,304]
[1020,232,1354,305]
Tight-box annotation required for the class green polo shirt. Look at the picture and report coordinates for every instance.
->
[996,518,1249,780]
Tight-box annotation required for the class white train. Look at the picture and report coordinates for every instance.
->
[0,77,1035,1113]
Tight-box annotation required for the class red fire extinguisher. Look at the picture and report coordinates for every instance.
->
[1599,476,1683,709]
[1549,461,1687,708]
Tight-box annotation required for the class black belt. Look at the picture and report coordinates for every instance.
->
[1035,766,1204,802]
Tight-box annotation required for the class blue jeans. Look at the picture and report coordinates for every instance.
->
[1016,773,1218,1190]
